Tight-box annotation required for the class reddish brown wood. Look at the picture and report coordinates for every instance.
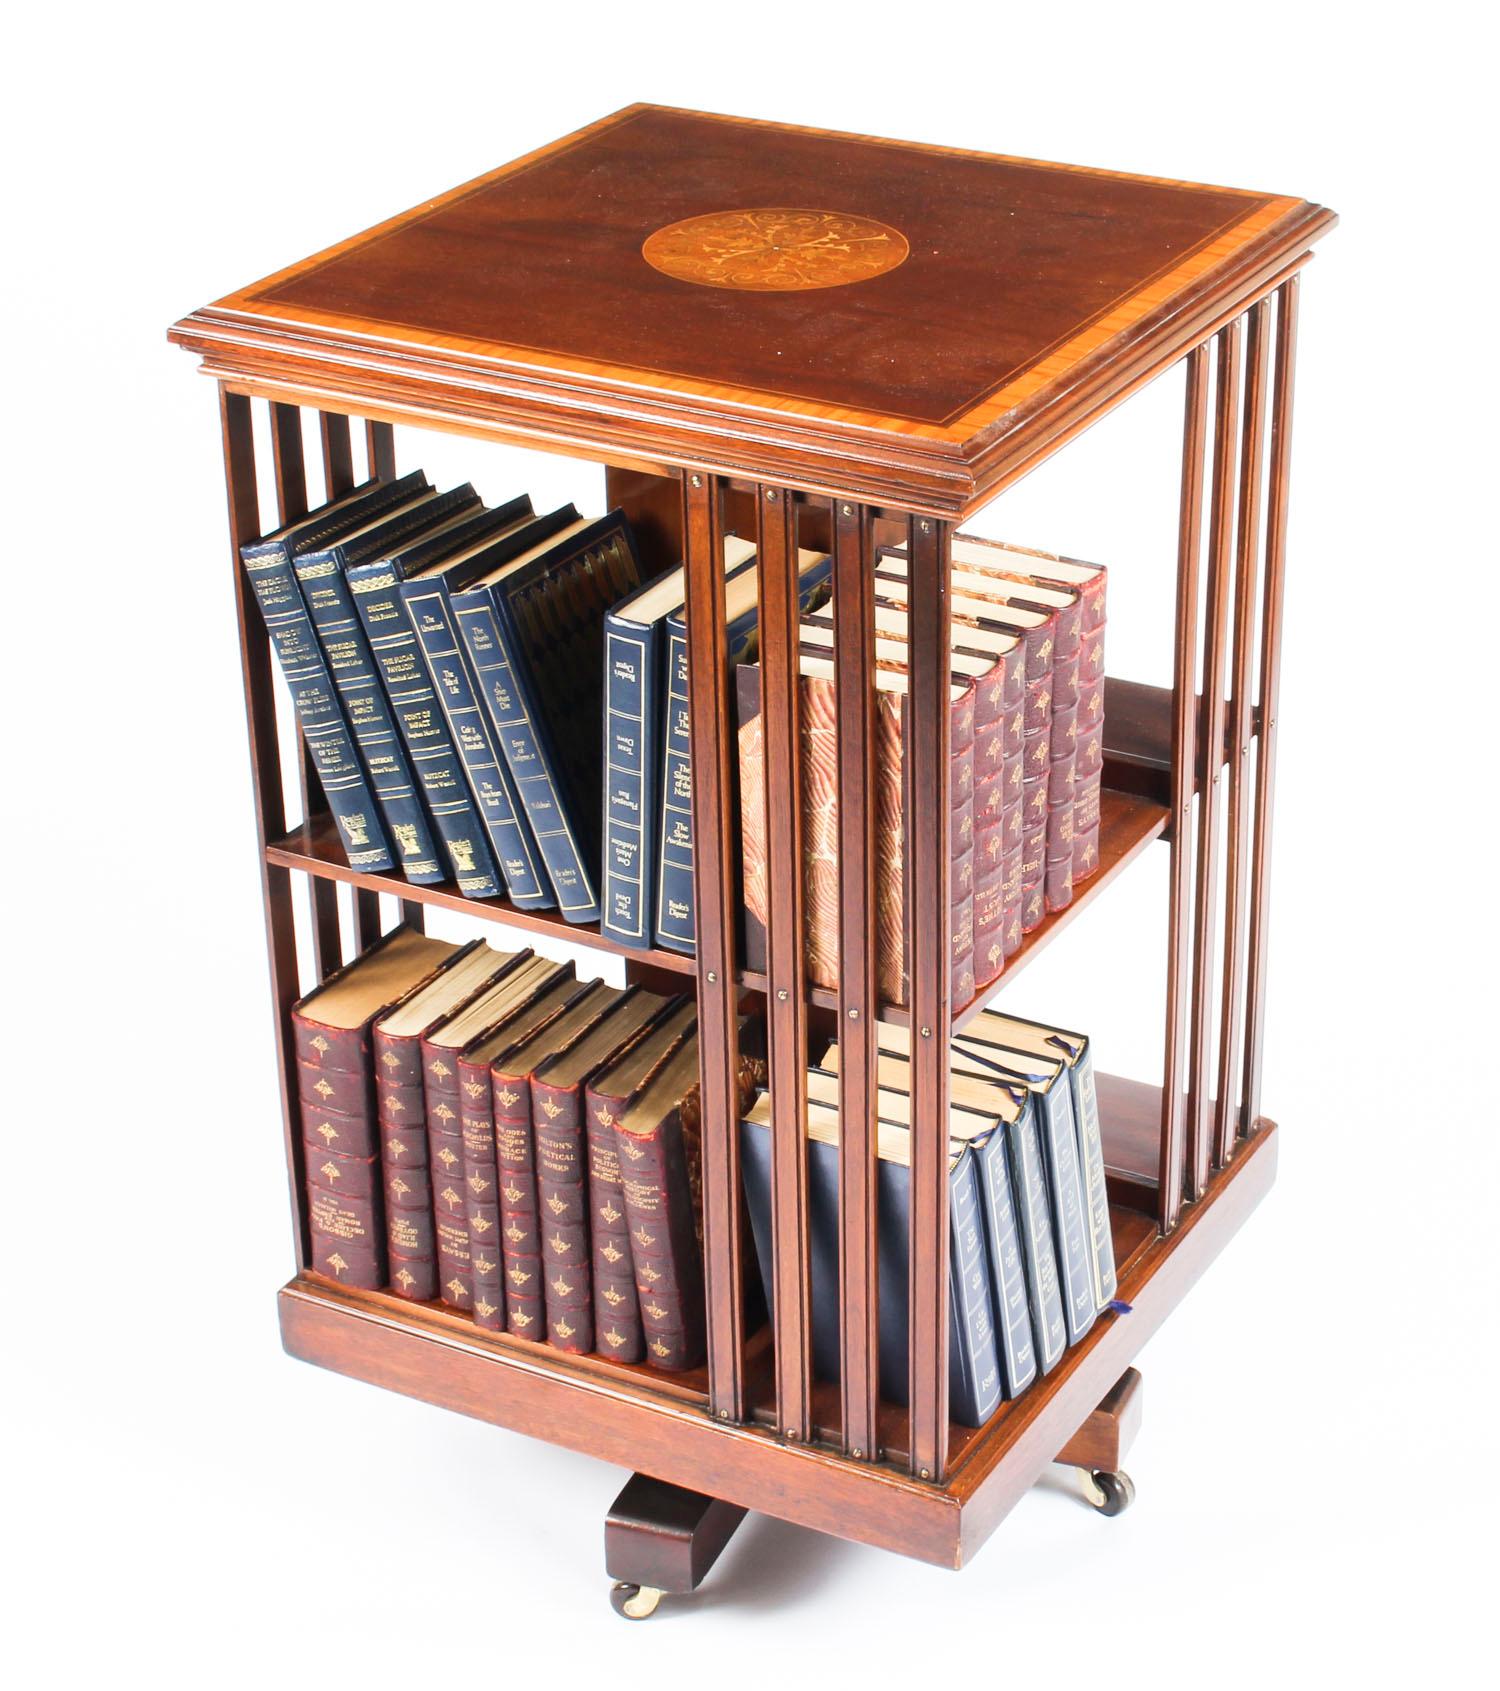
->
[833,500,881,1460]
[681,471,746,1424]
[904,515,951,1481]
[365,418,396,482]
[1242,278,1299,1133]
[1186,322,1241,1200]
[221,387,309,1267]
[1159,349,1208,1231]
[757,482,813,1440]
[1216,298,1271,1165]
[605,1473,747,1595]
[1053,1367,1143,1472]
[319,409,355,500]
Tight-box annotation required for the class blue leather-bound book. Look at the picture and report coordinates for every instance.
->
[241,472,431,872]
[450,509,646,925]
[960,1010,1117,1309]
[346,496,538,898]
[654,545,831,955]
[294,483,484,884]
[741,1085,1004,1429]
[398,508,584,910]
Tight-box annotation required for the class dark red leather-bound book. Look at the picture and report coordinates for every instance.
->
[530,987,675,1354]
[490,978,618,1342]
[451,956,577,1329]
[583,1000,696,1363]
[418,955,551,1312]
[291,927,459,1289]
[371,940,522,1301]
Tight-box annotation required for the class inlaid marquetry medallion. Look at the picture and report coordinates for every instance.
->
[642,208,909,292]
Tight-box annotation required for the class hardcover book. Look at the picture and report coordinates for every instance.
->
[583,999,697,1361]
[242,473,433,870]
[601,536,757,950]
[295,483,485,883]
[655,545,832,954]
[453,509,648,923]
[291,926,459,1288]
[530,987,674,1352]
[346,495,539,896]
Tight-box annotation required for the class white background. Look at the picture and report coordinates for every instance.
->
[6,3,1492,1683]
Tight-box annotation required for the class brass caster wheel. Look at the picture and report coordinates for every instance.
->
[609,1581,664,1620]
[1079,1467,1135,1517]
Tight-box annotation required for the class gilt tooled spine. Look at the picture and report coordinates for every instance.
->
[584,1085,644,1362]
[458,1052,506,1331]
[422,1037,471,1311]
[373,1026,437,1301]
[530,1079,593,1354]
[492,1068,544,1340]
[614,1107,705,1371]
[294,1009,385,1289]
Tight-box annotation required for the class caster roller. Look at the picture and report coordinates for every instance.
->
[1079,1467,1135,1517]
[609,1581,664,1620]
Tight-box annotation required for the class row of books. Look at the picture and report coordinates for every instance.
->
[246,475,1108,1010]
[741,1008,1118,1425]
[292,928,760,1371]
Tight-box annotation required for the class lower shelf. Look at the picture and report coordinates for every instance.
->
[279,1082,1277,1569]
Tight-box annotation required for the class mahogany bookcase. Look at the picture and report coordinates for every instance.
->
[170,105,1334,1612]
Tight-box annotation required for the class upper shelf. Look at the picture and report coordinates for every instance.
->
[169,105,1335,518]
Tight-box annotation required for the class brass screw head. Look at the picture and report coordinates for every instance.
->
[920,1467,931,1480]
[776,989,789,1002]
[851,1447,864,1459]
[920,1025,932,1038]
[841,503,854,517]
[766,488,778,502]
[691,473,703,487]
[847,1008,859,1020]
[706,970,717,983]
[919,520,931,534]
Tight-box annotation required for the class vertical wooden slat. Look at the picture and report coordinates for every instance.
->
[833,499,880,1462]
[681,471,745,1424]
[1160,347,1209,1233]
[319,410,356,501]
[1185,321,1242,1200]
[905,514,951,1482]
[757,484,812,1440]
[1241,277,1301,1133]
[1215,298,1271,1165]
[366,419,397,482]
[222,386,310,1268]
[271,400,342,979]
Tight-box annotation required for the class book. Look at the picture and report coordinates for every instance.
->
[346,496,539,896]
[295,483,484,883]
[956,1009,1117,1309]
[530,987,674,1352]
[399,506,587,908]
[371,939,524,1299]
[583,999,697,1362]
[601,537,757,949]
[655,545,832,954]
[819,1042,1038,1400]
[418,954,557,1311]
[737,651,974,1008]
[453,510,648,922]
[242,473,431,870]
[489,978,620,1341]
[740,1087,1003,1426]
[291,926,457,1288]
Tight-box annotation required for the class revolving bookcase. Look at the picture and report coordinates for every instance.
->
[169,105,1334,1612]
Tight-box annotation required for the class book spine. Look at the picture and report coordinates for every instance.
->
[294,1010,385,1288]
[601,615,661,949]
[453,589,602,922]
[1070,1045,1118,1307]
[1075,666,1106,884]
[1007,1100,1068,1372]
[584,1085,644,1361]
[950,687,977,1010]
[1045,602,1079,914]
[375,1027,438,1301]
[975,1133,1039,1398]
[401,582,553,908]
[421,1040,472,1312]
[614,1109,706,1370]
[532,1080,594,1354]
[1035,1081,1097,1346]
[947,1151,1004,1425]
[492,1068,545,1340]
[654,625,696,953]
[348,564,504,896]
[458,1052,506,1331]
[296,552,445,883]
[242,544,394,871]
